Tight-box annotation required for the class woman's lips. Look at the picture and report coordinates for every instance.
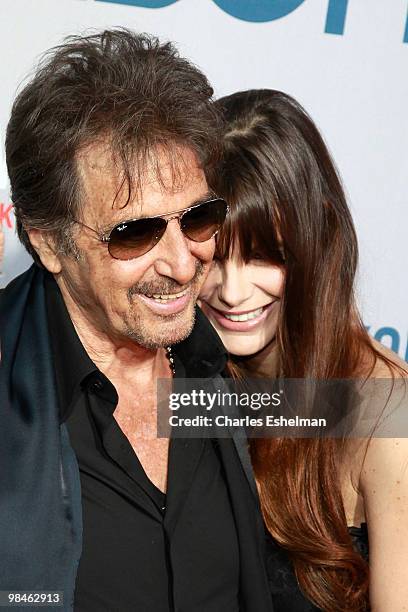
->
[203,301,276,332]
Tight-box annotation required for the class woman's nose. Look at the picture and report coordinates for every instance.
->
[218,261,253,308]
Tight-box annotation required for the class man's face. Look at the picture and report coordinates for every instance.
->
[55,143,214,349]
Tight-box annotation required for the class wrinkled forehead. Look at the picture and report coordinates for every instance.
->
[76,140,208,223]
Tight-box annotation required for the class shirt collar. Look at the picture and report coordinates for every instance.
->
[45,273,100,422]
[172,306,228,378]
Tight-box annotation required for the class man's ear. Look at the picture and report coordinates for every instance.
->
[27,228,62,274]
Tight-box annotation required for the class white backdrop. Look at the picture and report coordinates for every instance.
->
[0,0,407,360]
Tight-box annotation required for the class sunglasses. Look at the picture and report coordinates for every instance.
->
[73,197,229,261]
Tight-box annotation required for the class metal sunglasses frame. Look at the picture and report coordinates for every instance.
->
[71,197,229,257]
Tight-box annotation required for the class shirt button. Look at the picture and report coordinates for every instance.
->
[90,379,103,392]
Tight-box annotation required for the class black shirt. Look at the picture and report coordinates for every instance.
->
[45,276,240,612]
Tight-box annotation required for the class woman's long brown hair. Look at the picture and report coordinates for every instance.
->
[208,89,389,611]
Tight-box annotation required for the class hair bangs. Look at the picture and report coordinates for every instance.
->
[214,153,285,265]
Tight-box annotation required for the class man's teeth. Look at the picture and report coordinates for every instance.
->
[146,288,188,302]
[223,307,264,322]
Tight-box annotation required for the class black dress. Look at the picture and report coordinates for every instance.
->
[265,523,369,611]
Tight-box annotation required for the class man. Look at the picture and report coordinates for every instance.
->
[0,30,273,611]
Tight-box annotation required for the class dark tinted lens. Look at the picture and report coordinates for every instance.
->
[108,217,167,260]
[181,199,228,242]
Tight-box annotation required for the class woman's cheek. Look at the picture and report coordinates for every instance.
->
[199,263,221,300]
[250,263,285,298]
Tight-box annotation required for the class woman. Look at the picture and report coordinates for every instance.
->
[199,89,408,611]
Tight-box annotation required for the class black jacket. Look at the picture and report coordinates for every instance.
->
[0,265,274,612]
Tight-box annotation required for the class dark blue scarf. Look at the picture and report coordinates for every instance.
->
[0,265,82,611]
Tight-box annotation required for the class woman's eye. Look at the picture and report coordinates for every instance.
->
[250,250,286,265]
[250,253,266,262]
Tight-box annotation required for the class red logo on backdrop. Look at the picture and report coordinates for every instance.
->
[0,202,13,228]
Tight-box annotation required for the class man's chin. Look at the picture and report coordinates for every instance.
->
[125,305,196,349]
[161,306,197,345]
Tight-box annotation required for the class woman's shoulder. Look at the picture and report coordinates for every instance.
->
[351,339,408,437]
[348,338,408,506]
[353,343,408,442]
[344,339,408,512]
[368,338,408,378]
